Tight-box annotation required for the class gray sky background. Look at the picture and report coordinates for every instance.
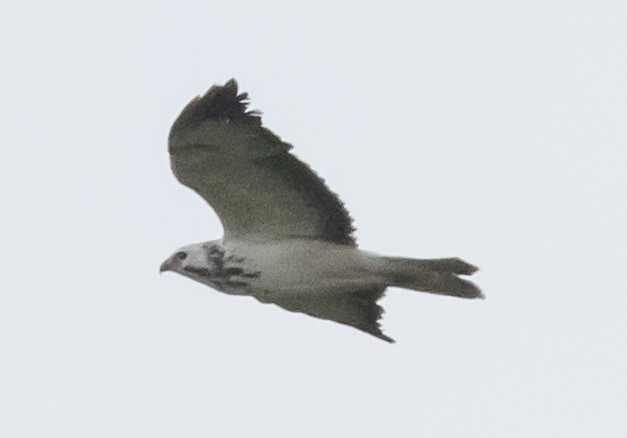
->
[2,1,626,436]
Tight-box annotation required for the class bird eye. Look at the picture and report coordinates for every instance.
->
[175,252,187,260]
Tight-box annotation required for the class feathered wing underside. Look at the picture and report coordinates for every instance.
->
[255,288,394,343]
[168,80,356,246]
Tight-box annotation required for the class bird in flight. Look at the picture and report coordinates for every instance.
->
[160,80,482,343]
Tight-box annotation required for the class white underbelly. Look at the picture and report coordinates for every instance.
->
[224,239,386,295]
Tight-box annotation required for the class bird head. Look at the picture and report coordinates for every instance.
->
[160,241,223,285]
[159,248,190,274]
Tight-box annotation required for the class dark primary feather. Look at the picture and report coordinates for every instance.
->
[168,79,356,246]
[170,79,261,135]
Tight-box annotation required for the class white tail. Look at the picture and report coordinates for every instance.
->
[382,257,483,299]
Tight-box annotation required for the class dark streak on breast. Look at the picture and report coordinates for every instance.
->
[223,267,244,276]
[224,255,245,263]
[184,266,213,279]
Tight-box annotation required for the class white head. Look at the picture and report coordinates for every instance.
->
[159,241,223,284]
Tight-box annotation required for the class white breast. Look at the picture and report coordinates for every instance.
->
[224,239,387,297]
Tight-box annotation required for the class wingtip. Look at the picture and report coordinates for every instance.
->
[223,78,238,90]
[170,79,262,136]
[379,333,396,343]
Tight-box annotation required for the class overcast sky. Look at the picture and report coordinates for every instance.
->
[2,1,626,437]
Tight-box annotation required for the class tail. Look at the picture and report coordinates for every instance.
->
[382,257,483,299]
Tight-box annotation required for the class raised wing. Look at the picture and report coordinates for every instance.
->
[168,80,355,246]
[255,287,394,343]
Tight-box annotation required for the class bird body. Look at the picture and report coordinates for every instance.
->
[161,80,481,342]
[163,239,386,296]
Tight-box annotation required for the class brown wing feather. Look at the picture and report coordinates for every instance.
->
[168,80,356,246]
[256,288,394,343]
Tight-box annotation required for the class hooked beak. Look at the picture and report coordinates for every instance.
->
[159,258,175,274]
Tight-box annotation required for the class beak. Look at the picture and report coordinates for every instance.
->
[160,258,174,273]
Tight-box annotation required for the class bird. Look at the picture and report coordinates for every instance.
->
[160,79,482,343]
